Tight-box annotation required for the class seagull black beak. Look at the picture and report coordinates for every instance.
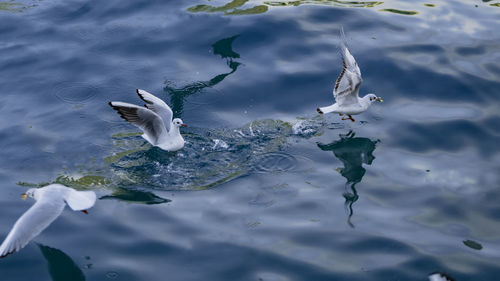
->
[181,124,187,127]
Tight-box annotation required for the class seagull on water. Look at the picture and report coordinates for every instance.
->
[317,27,383,122]
[0,184,96,257]
[109,89,186,151]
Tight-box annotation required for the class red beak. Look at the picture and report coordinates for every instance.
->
[181,124,187,127]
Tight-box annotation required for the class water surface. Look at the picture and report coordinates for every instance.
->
[0,0,499,280]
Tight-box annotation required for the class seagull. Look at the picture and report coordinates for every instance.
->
[317,27,383,122]
[109,89,187,151]
[0,184,96,258]
[428,272,456,281]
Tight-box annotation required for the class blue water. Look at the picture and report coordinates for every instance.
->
[1,0,500,280]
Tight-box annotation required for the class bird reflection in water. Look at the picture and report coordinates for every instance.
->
[100,187,171,205]
[317,130,378,227]
[164,35,242,117]
[38,244,86,281]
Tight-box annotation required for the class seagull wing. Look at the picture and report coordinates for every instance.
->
[333,27,363,106]
[63,189,96,211]
[0,198,66,258]
[109,101,167,145]
[136,89,173,132]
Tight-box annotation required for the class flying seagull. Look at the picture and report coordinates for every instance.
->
[0,184,96,257]
[317,27,383,122]
[109,89,186,151]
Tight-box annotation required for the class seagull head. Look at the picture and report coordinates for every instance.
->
[21,188,37,200]
[172,118,187,128]
[366,93,383,103]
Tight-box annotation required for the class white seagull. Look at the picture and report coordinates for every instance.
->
[109,89,187,151]
[0,184,96,258]
[317,27,383,122]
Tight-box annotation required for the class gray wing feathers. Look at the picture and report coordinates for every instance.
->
[109,101,166,145]
[136,89,173,132]
[0,199,65,258]
[333,27,363,106]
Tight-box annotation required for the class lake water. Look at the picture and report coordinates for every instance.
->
[0,0,499,280]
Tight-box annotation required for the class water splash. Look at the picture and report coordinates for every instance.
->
[106,119,294,190]
[19,116,333,193]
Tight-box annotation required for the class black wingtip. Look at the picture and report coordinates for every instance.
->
[316,108,323,114]
[0,250,15,258]
[137,89,153,104]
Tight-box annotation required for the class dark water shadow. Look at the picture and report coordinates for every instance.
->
[164,35,242,117]
[100,187,171,205]
[317,130,378,227]
[38,244,86,281]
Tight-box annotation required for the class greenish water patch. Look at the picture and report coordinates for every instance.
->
[0,2,22,12]
[424,3,435,7]
[380,8,418,15]
[490,3,500,7]
[53,175,110,187]
[104,145,148,164]
[111,132,142,138]
[264,0,383,8]
[0,0,39,12]
[187,0,267,15]
[17,175,109,188]
[187,0,382,15]
[225,4,268,15]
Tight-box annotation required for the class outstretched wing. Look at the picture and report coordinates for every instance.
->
[0,199,65,257]
[333,27,363,106]
[109,101,166,145]
[136,89,173,132]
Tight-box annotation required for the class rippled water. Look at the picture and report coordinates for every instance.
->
[1,0,499,280]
